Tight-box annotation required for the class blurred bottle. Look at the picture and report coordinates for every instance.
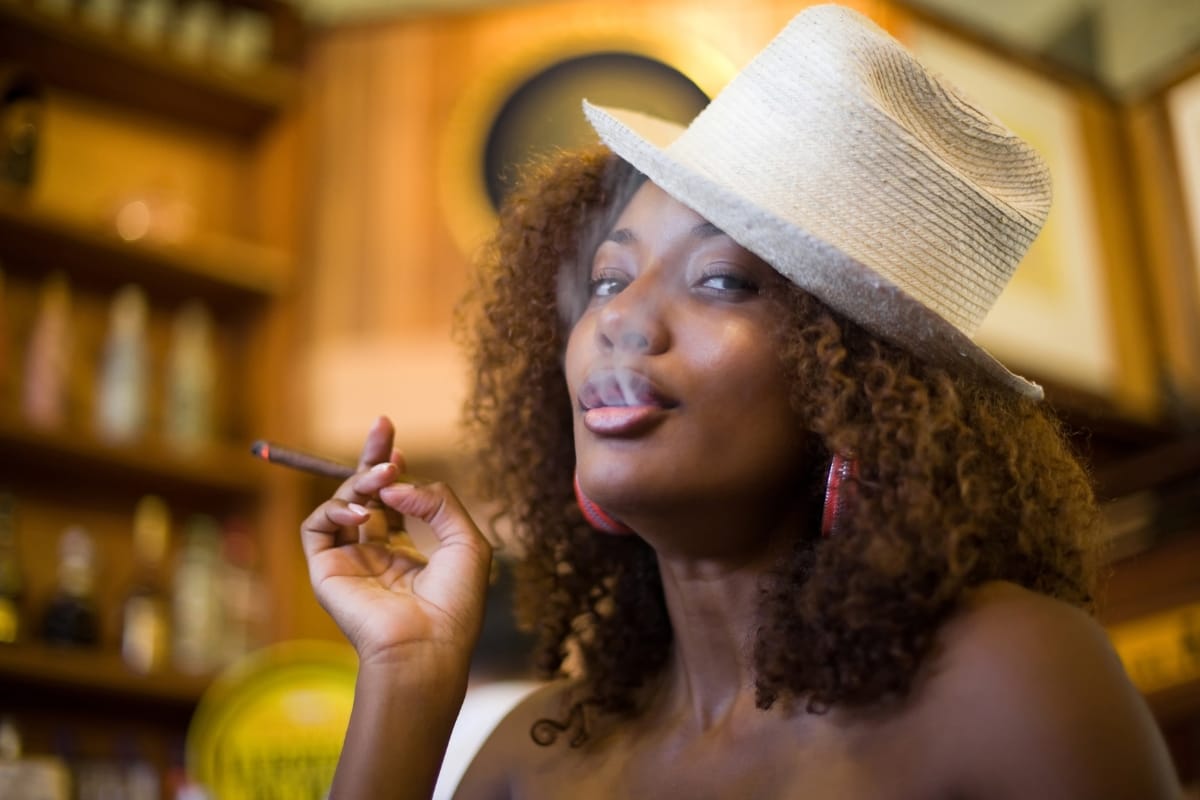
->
[96,284,149,443]
[172,515,221,674]
[22,271,72,430]
[219,518,266,665]
[116,736,159,800]
[0,67,44,191]
[120,495,171,674]
[0,717,71,800]
[0,492,24,644]
[0,266,12,413]
[164,300,215,451]
[41,526,99,647]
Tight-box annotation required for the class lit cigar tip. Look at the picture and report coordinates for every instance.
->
[250,440,269,460]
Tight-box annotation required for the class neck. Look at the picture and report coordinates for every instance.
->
[614,487,817,732]
[656,554,766,730]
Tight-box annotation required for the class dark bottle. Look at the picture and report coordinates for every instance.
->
[0,67,43,190]
[41,526,100,646]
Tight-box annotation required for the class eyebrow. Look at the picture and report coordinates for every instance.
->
[605,221,729,245]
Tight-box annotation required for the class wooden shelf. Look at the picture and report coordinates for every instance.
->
[0,197,286,307]
[0,2,300,138]
[0,413,266,502]
[0,641,211,707]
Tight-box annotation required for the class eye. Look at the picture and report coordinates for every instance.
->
[698,270,758,295]
[589,272,628,299]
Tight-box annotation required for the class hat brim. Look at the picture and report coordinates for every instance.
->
[584,101,1043,400]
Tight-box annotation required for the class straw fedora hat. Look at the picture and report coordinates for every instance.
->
[583,4,1050,399]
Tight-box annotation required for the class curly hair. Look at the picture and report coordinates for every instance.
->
[458,146,1103,746]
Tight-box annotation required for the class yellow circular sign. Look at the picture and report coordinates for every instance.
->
[187,640,357,799]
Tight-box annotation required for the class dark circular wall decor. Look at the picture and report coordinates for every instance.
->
[482,51,710,210]
[438,26,737,257]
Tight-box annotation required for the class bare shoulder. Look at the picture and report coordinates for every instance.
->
[939,581,1123,681]
[919,581,1181,800]
[451,678,577,799]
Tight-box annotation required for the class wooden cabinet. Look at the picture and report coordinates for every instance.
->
[0,0,311,789]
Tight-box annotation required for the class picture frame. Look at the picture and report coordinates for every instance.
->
[1166,63,1200,281]
[1157,62,1200,413]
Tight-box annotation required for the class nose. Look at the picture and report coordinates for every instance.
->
[595,277,669,356]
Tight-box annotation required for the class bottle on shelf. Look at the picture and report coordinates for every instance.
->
[172,514,222,674]
[22,271,73,431]
[164,299,215,451]
[96,284,149,444]
[219,517,266,664]
[40,526,100,648]
[0,266,12,414]
[0,67,44,191]
[0,492,24,644]
[120,494,171,674]
[0,715,71,800]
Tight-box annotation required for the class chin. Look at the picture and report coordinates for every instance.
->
[575,455,654,512]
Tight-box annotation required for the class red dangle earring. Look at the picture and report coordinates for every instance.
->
[574,472,635,535]
[821,454,858,538]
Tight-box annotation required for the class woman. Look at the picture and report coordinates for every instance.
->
[301,6,1181,798]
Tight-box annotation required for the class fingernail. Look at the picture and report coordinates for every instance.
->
[348,502,369,516]
[371,462,393,473]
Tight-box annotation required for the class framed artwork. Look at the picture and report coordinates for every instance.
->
[1163,67,1200,409]
[897,16,1159,418]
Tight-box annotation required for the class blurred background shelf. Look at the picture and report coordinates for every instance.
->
[0,413,265,502]
[0,197,286,307]
[0,1,302,138]
[0,641,211,708]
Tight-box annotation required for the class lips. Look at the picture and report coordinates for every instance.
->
[579,369,676,436]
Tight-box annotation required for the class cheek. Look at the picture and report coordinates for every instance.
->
[698,325,789,402]
[562,317,592,404]
[696,335,802,442]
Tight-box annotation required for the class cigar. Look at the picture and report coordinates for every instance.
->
[249,440,357,480]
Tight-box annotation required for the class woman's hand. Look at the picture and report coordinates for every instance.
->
[299,416,493,671]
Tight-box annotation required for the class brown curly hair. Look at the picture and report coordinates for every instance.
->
[458,146,1103,746]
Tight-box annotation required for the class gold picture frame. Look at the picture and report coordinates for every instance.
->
[1158,62,1200,413]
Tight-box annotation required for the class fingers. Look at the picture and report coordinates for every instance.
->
[301,419,412,557]
[378,481,492,587]
[300,497,371,563]
[349,422,407,537]
[356,415,396,471]
[302,461,398,557]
